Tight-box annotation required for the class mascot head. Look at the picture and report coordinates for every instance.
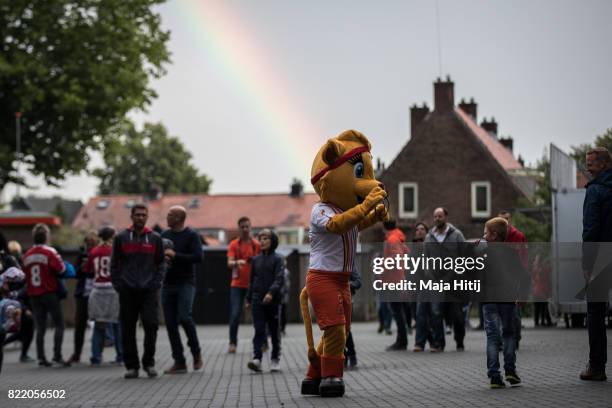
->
[311,129,383,211]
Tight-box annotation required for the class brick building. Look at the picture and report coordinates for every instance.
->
[373,76,530,240]
[72,182,318,246]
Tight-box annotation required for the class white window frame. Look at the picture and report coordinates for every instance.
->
[398,182,418,219]
[471,181,491,218]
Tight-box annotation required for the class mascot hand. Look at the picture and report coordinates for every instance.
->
[373,203,390,222]
[361,186,387,213]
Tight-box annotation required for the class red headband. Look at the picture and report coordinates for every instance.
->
[310,146,370,185]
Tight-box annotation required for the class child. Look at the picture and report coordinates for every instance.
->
[481,217,526,389]
[86,227,123,365]
[245,229,284,373]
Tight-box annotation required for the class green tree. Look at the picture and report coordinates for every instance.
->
[0,0,170,191]
[94,122,212,195]
[570,128,612,168]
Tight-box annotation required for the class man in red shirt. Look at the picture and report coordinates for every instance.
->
[22,224,68,367]
[383,219,411,351]
[226,216,260,353]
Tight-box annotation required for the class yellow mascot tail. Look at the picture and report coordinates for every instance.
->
[300,287,317,361]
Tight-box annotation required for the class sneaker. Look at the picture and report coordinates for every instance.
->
[385,329,393,335]
[20,355,35,363]
[68,354,80,364]
[270,359,280,372]
[143,366,158,378]
[247,358,262,372]
[456,344,465,352]
[193,352,203,371]
[505,371,522,386]
[579,364,607,381]
[124,369,139,379]
[429,347,443,353]
[38,359,52,367]
[228,344,237,354]
[377,325,384,334]
[164,363,187,374]
[490,376,506,389]
[413,345,424,352]
[90,361,101,367]
[52,358,71,368]
[386,342,407,351]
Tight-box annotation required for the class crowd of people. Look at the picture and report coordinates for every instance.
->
[0,147,610,390]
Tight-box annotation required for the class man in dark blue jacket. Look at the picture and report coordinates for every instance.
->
[111,203,166,379]
[245,229,284,372]
[580,147,612,381]
[161,206,203,374]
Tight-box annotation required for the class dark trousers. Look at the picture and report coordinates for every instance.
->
[390,302,410,346]
[73,296,88,359]
[442,302,466,348]
[587,301,608,372]
[229,287,247,345]
[162,283,201,365]
[119,288,159,370]
[4,311,34,358]
[345,330,356,357]
[280,303,288,334]
[251,301,281,360]
[534,302,552,326]
[31,293,64,361]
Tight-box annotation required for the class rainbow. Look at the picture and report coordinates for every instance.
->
[175,0,324,181]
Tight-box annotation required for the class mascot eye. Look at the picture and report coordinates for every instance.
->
[353,162,364,178]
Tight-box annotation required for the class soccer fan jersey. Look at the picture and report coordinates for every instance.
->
[86,244,113,288]
[23,245,65,296]
[308,202,358,273]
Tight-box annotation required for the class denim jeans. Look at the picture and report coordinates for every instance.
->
[483,303,517,379]
[377,296,392,330]
[162,283,201,364]
[229,287,247,345]
[91,322,123,364]
[416,302,444,348]
[251,300,281,360]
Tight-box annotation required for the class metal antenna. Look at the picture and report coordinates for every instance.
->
[435,0,443,77]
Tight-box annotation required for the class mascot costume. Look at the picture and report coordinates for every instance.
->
[300,129,389,397]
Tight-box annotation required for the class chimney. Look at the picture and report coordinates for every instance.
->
[433,75,454,113]
[290,179,303,197]
[458,97,477,121]
[499,136,514,153]
[480,117,498,137]
[410,102,429,136]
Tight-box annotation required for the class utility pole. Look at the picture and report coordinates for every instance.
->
[15,111,21,198]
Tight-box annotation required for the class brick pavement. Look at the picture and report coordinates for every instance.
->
[0,322,610,407]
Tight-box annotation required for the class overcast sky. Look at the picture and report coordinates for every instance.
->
[4,0,612,203]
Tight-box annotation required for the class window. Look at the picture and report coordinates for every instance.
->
[398,182,418,219]
[471,181,491,218]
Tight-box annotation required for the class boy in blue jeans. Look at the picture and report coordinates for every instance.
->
[481,217,526,389]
